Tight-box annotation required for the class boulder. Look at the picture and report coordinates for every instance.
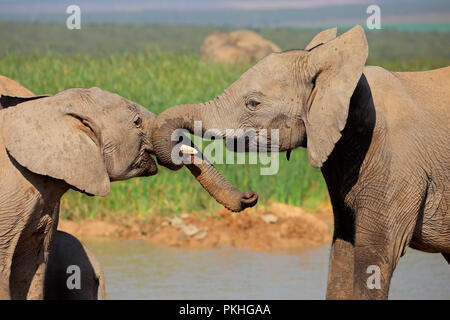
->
[261,214,279,224]
[201,29,280,65]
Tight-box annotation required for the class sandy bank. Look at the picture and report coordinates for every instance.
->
[58,203,333,251]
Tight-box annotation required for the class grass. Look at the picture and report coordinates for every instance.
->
[1,23,448,220]
[1,50,330,220]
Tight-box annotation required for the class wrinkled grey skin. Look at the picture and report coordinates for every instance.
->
[0,87,157,299]
[44,231,105,300]
[152,26,450,299]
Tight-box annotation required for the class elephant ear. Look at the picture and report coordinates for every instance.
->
[304,27,337,51]
[304,25,368,168]
[2,95,110,196]
[0,94,51,109]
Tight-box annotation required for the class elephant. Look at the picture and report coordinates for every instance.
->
[0,76,256,299]
[0,86,160,299]
[151,26,450,299]
[44,231,105,300]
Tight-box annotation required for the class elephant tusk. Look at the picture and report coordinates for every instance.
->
[180,144,198,155]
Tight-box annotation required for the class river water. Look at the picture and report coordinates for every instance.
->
[83,238,449,299]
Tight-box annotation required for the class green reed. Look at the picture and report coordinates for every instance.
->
[1,50,447,220]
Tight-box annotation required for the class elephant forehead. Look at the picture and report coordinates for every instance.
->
[52,88,121,106]
[238,66,293,95]
[255,53,291,73]
[243,54,296,85]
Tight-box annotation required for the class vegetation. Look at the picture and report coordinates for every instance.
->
[1,23,448,220]
[1,23,450,61]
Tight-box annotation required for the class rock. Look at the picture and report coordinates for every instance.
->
[261,214,279,224]
[182,224,200,237]
[201,29,280,65]
[161,221,169,227]
[193,229,208,240]
[180,213,190,219]
[167,216,184,229]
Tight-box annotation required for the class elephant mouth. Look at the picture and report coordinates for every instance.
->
[137,149,158,177]
[142,156,158,176]
[225,131,281,153]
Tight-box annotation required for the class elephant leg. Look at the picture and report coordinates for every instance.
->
[325,237,354,299]
[26,264,46,300]
[0,226,23,299]
[0,250,13,299]
[353,240,394,299]
[325,206,355,299]
[0,272,11,299]
[352,204,418,299]
[27,204,60,300]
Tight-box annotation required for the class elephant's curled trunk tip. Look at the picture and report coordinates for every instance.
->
[240,190,259,209]
[185,154,258,212]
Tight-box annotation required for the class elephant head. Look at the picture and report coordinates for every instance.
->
[0,87,158,196]
[152,26,368,175]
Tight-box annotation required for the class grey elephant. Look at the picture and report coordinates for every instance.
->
[0,76,256,300]
[44,231,105,300]
[0,86,159,299]
[151,26,450,299]
[0,76,258,214]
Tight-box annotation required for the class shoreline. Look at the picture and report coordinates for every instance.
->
[58,203,334,252]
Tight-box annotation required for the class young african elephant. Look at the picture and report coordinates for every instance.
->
[44,231,105,300]
[152,26,450,299]
[0,86,158,299]
[0,76,257,300]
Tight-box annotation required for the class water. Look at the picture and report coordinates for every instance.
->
[83,238,449,300]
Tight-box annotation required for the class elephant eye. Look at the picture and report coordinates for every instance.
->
[246,99,261,109]
[133,115,142,127]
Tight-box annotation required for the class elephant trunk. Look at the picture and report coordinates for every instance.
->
[186,154,258,212]
[151,104,199,170]
[151,104,258,212]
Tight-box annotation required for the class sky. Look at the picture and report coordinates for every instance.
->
[0,0,449,27]
[1,0,375,13]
